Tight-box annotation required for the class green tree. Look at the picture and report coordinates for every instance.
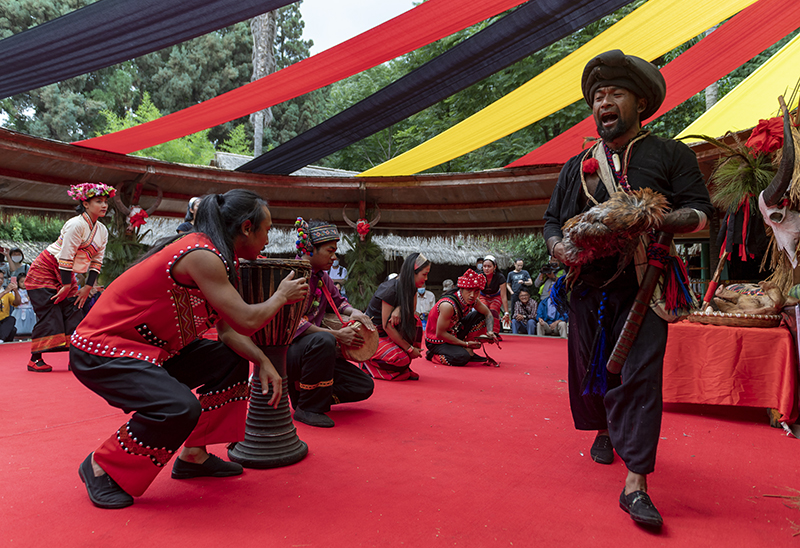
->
[219,124,254,155]
[99,92,216,165]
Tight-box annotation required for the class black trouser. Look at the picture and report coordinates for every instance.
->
[425,310,486,367]
[0,316,16,341]
[71,338,249,451]
[287,331,374,414]
[567,280,667,475]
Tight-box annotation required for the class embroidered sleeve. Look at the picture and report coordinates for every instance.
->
[89,224,109,272]
[56,217,86,271]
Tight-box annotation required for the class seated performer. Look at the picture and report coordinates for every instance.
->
[288,219,375,428]
[425,269,496,366]
[479,255,510,333]
[70,189,308,509]
[511,289,537,335]
[361,252,431,381]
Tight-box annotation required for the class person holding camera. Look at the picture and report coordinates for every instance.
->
[534,259,561,300]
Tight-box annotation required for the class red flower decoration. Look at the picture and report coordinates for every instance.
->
[356,219,370,236]
[582,158,599,174]
[129,209,149,229]
[745,116,784,156]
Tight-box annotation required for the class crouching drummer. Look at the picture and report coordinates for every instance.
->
[287,219,375,428]
[71,190,308,509]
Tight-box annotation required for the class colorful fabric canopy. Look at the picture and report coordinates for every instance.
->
[237,0,629,175]
[0,0,296,100]
[74,0,527,155]
[359,0,758,177]
[508,0,800,166]
[676,33,800,141]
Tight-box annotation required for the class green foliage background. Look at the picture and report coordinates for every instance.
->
[0,213,64,242]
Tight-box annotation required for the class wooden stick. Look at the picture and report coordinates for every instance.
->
[701,250,730,309]
[607,231,673,375]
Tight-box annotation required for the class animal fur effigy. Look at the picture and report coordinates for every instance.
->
[561,188,669,267]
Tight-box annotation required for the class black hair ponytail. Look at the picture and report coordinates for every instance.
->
[397,252,430,343]
[135,189,268,286]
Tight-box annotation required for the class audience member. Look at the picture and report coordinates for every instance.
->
[535,259,561,300]
[415,284,436,331]
[536,295,568,338]
[176,196,201,233]
[329,259,348,284]
[10,272,35,337]
[506,258,533,317]
[511,289,538,335]
[0,270,20,341]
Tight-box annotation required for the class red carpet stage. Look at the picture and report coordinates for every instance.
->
[2,336,798,546]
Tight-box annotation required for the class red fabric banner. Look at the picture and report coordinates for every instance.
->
[507,0,800,167]
[75,0,527,155]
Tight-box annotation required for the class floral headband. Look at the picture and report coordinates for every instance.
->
[68,182,116,202]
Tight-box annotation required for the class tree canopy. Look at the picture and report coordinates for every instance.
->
[0,1,796,170]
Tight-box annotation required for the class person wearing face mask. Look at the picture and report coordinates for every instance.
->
[415,284,436,331]
[362,253,432,381]
[7,248,29,281]
[328,258,348,285]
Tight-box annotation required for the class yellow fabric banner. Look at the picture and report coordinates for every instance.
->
[360,0,758,177]
[677,33,800,141]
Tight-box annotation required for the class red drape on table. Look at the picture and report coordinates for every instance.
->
[507,0,800,167]
[663,321,798,423]
[74,0,527,155]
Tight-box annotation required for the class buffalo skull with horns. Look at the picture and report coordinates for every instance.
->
[342,206,380,241]
[113,178,163,233]
[758,96,799,268]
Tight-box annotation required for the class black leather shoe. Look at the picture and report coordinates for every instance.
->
[590,434,614,464]
[171,454,243,479]
[619,489,663,528]
[294,407,334,428]
[78,453,133,509]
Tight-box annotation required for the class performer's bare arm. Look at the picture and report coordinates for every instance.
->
[382,301,420,358]
[217,321,282,408]
[473,299,496,337]
[499,283,509,318]
[658,208,707,234]
[341,305,375,331]
[435,301,480,348]
[173,249,308,336]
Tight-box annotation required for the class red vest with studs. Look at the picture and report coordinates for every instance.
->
[72,233,234,365]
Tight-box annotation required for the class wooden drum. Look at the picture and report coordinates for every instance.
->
[228,258,312,469]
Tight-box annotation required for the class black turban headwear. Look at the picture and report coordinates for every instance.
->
[581,50,666,121]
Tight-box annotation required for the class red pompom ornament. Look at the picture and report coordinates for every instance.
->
[582,158,600,174]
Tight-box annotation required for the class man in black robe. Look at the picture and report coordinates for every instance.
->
[543,50,714,529]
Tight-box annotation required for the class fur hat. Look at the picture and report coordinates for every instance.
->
[582,50,666,120]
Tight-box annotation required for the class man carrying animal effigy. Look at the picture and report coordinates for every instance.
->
[543,50,714,529]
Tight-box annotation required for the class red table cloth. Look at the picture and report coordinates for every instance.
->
[663,321,798,423]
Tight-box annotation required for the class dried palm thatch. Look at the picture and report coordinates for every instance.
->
[561,188,669,267]
[138,217,516,266]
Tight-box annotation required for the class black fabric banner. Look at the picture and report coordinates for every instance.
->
[0,0,295,99]
[238,0,630,175]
